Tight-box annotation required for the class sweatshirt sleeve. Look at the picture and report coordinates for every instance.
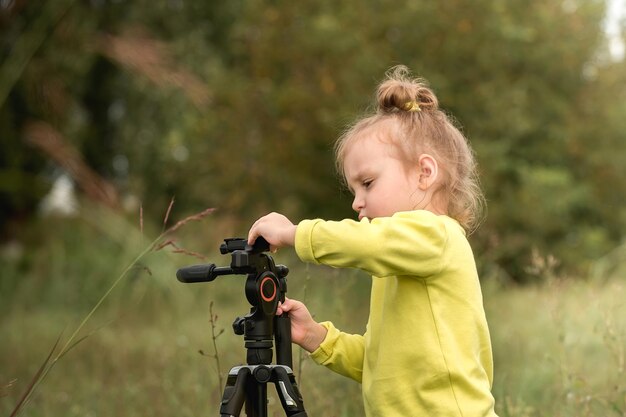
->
[309,321,365,383]
[295,211,449,278]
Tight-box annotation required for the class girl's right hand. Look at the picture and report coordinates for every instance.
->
[277,298,327,353]
[247,212,297,251]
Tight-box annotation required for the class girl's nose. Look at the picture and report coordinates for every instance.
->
[352,194,364,213]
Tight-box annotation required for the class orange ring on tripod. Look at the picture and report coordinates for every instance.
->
[260,276,276,302]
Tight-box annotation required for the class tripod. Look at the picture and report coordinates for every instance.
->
[177,237,308,417]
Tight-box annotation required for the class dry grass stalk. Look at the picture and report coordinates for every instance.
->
[23,120,120,209]
[1,379,17,398]
[297,264,312,386]
[140,205,144,235]
[164,207,216,235]
[154,238,206,260]
[162,198,175,232]
[9,334,62,417]
[94,29,212,108]
[9,203,215,416]
[170,247,207,260]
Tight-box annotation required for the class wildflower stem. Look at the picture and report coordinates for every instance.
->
[208,301,224,390]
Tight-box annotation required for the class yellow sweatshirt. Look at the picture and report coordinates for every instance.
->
[295,210,497,417]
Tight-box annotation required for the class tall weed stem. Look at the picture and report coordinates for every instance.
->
[9,205,214,416]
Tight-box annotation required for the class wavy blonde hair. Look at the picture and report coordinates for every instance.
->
[335,65,485,233]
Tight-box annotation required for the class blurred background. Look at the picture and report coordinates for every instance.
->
[1,1,625,416]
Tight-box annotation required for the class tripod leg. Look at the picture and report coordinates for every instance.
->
[244,374,268,417]
[272,366,307,417]
[220,367,250,417]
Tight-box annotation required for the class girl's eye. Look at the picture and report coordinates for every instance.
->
[363,180,373,189]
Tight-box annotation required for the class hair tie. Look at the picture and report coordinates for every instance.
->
[403,101,421,112]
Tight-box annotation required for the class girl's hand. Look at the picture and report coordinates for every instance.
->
[277,298,327,353]
[248,212,297,250]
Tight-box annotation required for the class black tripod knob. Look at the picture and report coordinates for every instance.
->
[232,317,245,335]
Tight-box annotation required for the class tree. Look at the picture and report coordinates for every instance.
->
[1,0,623,281]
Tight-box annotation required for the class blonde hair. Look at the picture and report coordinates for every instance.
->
[335,65,485,233]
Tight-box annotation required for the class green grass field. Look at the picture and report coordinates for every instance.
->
[1,212,625,416]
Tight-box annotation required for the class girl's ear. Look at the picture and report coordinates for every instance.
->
[417,154,438,190]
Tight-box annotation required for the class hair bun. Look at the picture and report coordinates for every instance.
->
[376,65,439,114]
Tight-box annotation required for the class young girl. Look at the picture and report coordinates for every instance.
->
[248,66,497,416]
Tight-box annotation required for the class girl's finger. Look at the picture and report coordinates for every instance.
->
[278,299,293,312]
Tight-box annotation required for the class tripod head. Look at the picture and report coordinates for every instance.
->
[177,237,292,367]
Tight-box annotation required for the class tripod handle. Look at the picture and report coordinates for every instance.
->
[177,263,238,283]
[176,264,217,283]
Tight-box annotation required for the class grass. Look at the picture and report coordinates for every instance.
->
[1,207,625,416]
[485,277,626,416]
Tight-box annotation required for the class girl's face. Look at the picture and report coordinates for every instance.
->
[343,135,432,220]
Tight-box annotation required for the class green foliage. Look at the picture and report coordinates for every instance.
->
[1,0,625,281]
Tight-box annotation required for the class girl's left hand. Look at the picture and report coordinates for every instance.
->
[276,298,327,353]
[247,212,297,250]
